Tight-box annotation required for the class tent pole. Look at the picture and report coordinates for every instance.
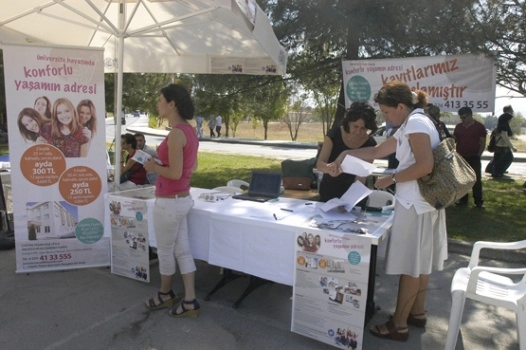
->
[113,1,126,191]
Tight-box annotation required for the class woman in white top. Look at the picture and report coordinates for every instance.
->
[328,81,446,342]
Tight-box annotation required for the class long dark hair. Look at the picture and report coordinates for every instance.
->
[160,84,195,120]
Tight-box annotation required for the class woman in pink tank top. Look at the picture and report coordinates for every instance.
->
[143,84,200,317]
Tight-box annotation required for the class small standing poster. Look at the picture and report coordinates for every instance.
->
[292,228,371,350]
[108,194,150,283]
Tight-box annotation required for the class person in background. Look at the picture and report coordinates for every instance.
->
[134,132,158,157]
[17,107,49,144]
[143,83,200,318]
[492,105,517,178]
[215,115,222,137]
[425,104,451,139]
[34,96,52,120]
[316,101,378,203]
[135,132,159,185]
[328,81,446,342]
[195,115,204,138]
[40,97,89,157]
[453,107,486,208]
[207,116,216,138]
[119,133,147,190]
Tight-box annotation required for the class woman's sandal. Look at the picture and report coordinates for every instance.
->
[169,299,201,318]
[407,312,427,328]
[145,290,179,310]
[390,311,427,328]
[370,320,409,342]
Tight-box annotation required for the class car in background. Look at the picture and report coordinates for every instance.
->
[133,110,140,118]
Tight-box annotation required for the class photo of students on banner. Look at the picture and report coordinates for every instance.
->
[17,97,97,157]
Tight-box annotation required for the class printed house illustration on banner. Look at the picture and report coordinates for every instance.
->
[26,201,78,240]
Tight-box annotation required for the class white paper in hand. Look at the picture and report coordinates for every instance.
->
[319,181,372,212]
[131,149,162,165]
[340,155,377,177]
[340,181,372,208]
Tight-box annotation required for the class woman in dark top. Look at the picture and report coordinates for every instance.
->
[316,102,378,202]
[492,106,517,177]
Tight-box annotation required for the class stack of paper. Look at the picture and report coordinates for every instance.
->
[316,181,372,220]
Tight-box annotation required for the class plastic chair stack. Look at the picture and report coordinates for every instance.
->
[445,239,526,350]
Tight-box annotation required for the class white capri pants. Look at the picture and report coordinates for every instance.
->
[153,196,196,276]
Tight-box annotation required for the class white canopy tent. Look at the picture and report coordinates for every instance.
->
[0,0,287,184]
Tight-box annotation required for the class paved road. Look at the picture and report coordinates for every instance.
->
[107,116,526,177]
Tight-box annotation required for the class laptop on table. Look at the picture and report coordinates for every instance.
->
[232,171,282,203]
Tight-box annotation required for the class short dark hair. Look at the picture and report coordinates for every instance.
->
[340,101,378,133]
[134,132,145,140]
[160,84,195,120]
[458,107,472,117]
[425,104,441,120]
[121,133,137,149]
[503,105,514,113]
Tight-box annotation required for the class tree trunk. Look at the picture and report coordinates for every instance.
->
[332,25,360,128]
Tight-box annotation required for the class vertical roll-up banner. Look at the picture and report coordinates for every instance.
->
[3,43,109,272]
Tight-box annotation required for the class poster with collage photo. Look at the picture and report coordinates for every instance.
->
[108,196,150,283]
[292,229,371,350]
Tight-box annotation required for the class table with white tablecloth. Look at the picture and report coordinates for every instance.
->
[105,187,392,315]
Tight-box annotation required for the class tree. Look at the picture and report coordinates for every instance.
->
[283,100,310,141]
[470,0,526,96]
[266,0,484,128]
[249,76,289,139]
[312,83,339,136]
[193,74,258,137]
[228,110,244,137]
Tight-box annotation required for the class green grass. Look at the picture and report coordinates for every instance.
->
[445,178,526,242]
[6,138,525,243]
[191,151,281,189]
[193,151,526,243]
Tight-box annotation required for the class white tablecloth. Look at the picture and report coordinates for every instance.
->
[105,187,392,286]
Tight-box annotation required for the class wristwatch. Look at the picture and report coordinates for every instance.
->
[392,173,397,183]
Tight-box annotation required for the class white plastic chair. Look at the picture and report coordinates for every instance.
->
[226,179,249,190]
[212,186,243,195]
[445,240,526,350]
[367,190,395,211]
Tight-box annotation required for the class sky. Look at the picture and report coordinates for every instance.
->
[491,86,526,117]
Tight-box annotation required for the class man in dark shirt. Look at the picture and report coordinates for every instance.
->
[453,107,487,208]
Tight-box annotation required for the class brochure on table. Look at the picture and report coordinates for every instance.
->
[106,187,156,282]
[292,228,371,350]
